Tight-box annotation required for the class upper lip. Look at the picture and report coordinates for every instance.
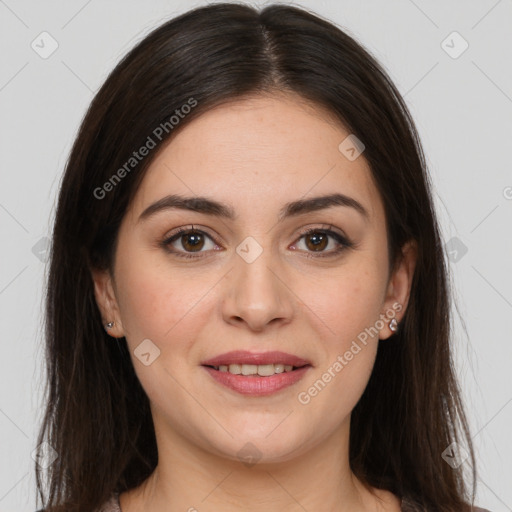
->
[201,350,312,367]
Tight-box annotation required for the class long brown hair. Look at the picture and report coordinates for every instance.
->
[35,3,478,511]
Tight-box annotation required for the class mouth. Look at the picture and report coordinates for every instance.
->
[200,351,313,396]
[201,350,312,369]
[201,364,312,396]
[202,363,311,376]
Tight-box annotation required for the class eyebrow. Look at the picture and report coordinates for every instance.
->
[137,192,369,224]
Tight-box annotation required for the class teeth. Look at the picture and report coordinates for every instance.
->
[216,363,297,376]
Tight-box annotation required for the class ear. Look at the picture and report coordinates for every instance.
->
[378,239,417,340]
[90,267,125,338]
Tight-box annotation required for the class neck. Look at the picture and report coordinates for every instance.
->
[119,413,400,512]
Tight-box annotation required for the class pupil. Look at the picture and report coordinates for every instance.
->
[308,232,327,251]
[184,232,203,251]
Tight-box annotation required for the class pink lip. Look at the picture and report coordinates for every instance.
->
[201,350,311,367]
[202,365,311,396]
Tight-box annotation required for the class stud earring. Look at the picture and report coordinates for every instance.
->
[105,321,114,330]
[389,318,398,332]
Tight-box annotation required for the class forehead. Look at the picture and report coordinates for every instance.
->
[127,93,382,225]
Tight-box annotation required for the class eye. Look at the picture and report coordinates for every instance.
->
[161,225,220,259]
[291,226,354,258]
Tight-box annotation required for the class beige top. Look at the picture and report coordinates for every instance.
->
[95,492,492,511]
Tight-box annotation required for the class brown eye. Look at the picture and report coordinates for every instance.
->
[162,227,219,259]
[304,231,329,252]
[180,231,205,252]
[293,227,354,258]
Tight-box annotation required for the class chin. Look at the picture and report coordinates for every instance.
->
[206,429,307,465]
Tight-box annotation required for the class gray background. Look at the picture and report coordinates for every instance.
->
[1,0,511,510]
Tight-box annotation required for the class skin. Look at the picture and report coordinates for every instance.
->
[92,92,417,512]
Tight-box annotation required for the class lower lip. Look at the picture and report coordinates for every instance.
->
[202,365,311,396]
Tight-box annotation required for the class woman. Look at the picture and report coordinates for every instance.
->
[35,3,491,511]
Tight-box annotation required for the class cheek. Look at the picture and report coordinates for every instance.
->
[298,264,385,344]
[113,247,211,343]
[293,263,385,402]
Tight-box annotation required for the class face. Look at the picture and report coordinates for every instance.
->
[92,93,415,466]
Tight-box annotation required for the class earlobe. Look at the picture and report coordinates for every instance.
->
[90,268,124,338]
[379,239,418,340]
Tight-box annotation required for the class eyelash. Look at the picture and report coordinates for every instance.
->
[160,224,354,260]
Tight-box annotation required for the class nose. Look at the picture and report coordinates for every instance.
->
[221,247,295,332]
